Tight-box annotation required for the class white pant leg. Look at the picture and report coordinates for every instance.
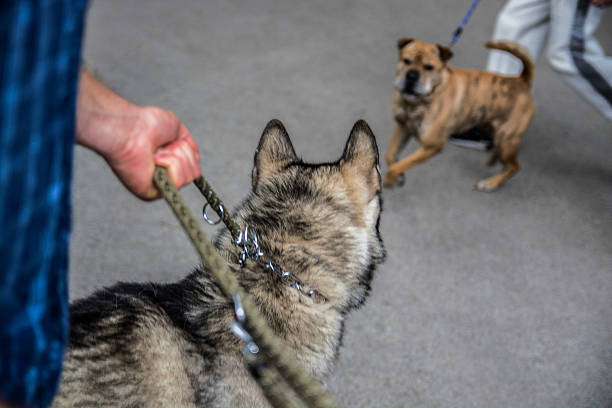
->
[547,0,612,120]
[487,0,551,75]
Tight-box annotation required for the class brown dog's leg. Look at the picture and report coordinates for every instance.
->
[383,145,441,187]
[486,151,498,167]
[475,133,521,192]
[474,156,520,192]
[385,125,410,167]
[474,102,533,192]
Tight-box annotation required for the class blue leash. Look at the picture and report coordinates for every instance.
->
[449,0,481,47]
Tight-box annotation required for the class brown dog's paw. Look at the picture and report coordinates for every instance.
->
[473,178,498,193]
[384,172,406,188]
[383,171,399,188]
[396,173,405,187]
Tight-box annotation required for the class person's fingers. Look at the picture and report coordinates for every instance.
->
[155,150,187,189]
[182,128,201,167]
[146,107,201,191]
[174,138,199,184]
[171,139,198,185]
[154,137,200,189]
[176,123,201,178]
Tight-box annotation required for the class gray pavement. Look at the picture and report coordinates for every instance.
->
[72,1,612,406]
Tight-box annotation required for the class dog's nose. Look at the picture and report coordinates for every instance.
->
[405,69,419,81]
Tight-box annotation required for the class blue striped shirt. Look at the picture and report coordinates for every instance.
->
[0,1,88,406]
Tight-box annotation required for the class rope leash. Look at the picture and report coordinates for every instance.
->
[153,166,338,408]
[232,293,308,408]
[449,0,481,47]
[194,175,242,239]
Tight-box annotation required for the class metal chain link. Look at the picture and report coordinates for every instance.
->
[234,226,326,303]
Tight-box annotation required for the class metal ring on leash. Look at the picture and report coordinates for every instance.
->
[202,203,224,225]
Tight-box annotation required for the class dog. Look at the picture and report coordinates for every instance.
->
[383,38,535,192]
[52,119,386,407]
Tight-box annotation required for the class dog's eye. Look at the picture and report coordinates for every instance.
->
[403,58,412,65]
[423,64,434,71]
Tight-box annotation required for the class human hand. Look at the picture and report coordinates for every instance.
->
[103,106,201,200]
[76,70,201,200]
[591,0,612,7]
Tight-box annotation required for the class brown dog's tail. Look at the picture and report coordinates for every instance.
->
[485,40,535,87]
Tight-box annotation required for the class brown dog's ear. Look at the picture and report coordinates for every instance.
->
[437,44,454,63]
[252,119,298,191]
[341,120,381,202]
[397,37,414,50]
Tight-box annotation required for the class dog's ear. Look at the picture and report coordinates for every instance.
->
[436,44,453,63]
[341,120,381,202]
[397,37,414,50]
[252,119,298,191]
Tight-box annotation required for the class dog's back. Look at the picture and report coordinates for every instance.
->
[54,279,224,407]
[442,41,535,135]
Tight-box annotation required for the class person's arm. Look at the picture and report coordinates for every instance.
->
[76,69,201,200]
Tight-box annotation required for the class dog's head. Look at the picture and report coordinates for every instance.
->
[226,120,385,311]
[394,38,453,100]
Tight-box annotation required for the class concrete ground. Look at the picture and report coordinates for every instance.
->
[72,1,612,407]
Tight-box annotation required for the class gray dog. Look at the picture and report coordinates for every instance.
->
[53,120,386,407]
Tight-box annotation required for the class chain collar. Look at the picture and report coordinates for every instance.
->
[233,226,326,304]
[202,202,326,303]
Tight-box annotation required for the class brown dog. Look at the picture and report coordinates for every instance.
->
[383,39,535,192]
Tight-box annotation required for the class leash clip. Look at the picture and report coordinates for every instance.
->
[235,225,263,265]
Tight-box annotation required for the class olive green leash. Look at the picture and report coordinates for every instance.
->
[193,175,242,240]
[153,166,338,408]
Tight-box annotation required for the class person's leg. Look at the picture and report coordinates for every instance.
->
[0,1,88,407]
[547,0,612,120]
[487,0,551,75]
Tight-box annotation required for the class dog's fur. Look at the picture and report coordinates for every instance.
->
[52,120,385,407]
[384,39,535,191]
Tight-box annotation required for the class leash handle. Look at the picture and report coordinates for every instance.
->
[449,0,481,47]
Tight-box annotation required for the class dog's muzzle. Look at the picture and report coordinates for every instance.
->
[395,69,420,95]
